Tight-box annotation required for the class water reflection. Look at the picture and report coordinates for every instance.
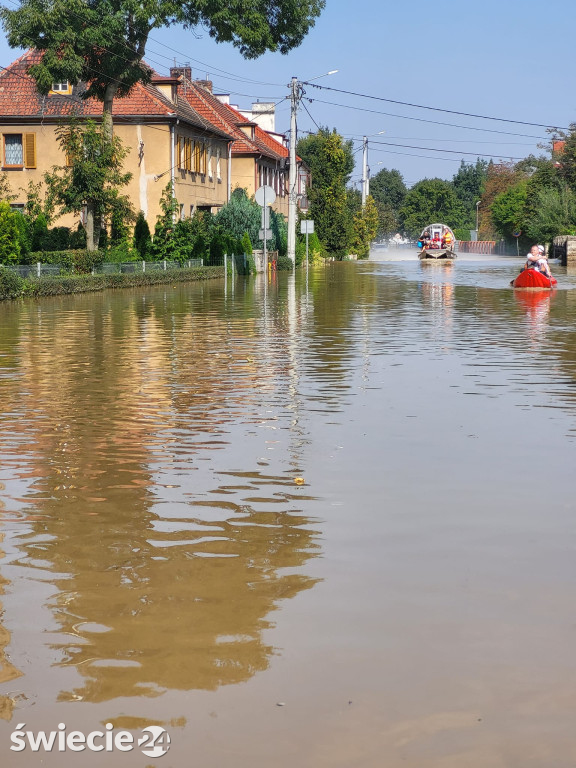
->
[0,524,22,720]
[513,289,555,350]
[0,284,323,705]
[3,262,576,766]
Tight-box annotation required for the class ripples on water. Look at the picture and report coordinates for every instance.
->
[1,254,576,766]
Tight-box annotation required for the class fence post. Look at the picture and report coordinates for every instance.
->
[224,253,227,274]
[142,260,145,273]
[37,262,41,277]
[163,260,166,271]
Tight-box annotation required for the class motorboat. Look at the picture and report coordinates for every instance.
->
[417,223,456,260]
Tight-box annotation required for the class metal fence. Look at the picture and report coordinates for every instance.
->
[7,264,62,277]
[93,259,204,274]
[4,259,205,277]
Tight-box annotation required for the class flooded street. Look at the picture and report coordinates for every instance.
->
[1,251,576,766]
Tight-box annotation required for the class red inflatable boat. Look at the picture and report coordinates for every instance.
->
[512,269,557,289]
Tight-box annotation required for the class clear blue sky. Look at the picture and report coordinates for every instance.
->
[0,0,573,188]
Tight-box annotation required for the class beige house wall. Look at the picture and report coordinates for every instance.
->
[0,122,230,232]
[231,155,256,199]
[230,155,289,218]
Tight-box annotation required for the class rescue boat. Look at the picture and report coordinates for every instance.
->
[512,269,557,289]
[417,223,457,260]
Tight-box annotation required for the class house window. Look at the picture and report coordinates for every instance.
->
[180,204,185,220]
[51,81,72,94]
[216,148,221,181]
[4,134,23,166]
[2,133,36,169]
[208,146,213,180]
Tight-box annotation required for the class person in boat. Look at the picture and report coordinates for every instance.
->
[431,234,441,249]
[524,244,552,278]
[420,232,431,250]
[442,230,453,249]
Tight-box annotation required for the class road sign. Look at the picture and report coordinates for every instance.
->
[512,230,522,237]
[261,207,270,228]
[259,229,273,240]
[300,220,314,234]
[255,185,276,207]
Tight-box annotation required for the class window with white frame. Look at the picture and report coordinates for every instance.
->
[216,147,221,181]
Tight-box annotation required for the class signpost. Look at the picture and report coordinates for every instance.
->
[255,185,276,272]
[512,230,522,257]
[300,219,314,264]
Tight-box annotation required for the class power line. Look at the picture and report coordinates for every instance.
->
[308,97,547,139]
[303,81,568,130]
[369,139,526,161]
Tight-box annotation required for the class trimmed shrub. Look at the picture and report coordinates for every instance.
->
[454,228,471,241]
[0,265,24,299]
[25,250,106,273]
[276,256,294,271]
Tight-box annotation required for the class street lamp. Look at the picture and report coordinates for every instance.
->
[475,200,481,239]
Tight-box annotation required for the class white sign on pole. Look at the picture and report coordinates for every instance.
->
[259,229,273,240]
[255,185,276,207]
[261,207,270,228]
[300,220,314,234]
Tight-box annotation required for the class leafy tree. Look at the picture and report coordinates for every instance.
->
[241,231,253,256]
[31,212,49,251]
[45,119,133,250]
[216,188,263,248]
[151,183,179,260]
[478,161,523,238]
[551,125,576,190]
[452,159,488,226]
[133,211,151,259]
[297,128,355,257]
[490,181,528,239]
[399,178,466,238]
[0,201,22,264]
[524,185,576,242]
[298,128,354,188]
[369,167,407,211]
[0,172,17,203]
[1,0,325,138]
[350,195,379,258]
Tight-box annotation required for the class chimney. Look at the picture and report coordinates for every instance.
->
[170,66,192,81]
[195,80,213,93]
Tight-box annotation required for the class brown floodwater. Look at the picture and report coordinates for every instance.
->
[1,252,576,766]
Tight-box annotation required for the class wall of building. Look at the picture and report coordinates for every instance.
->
[0,122,230,233]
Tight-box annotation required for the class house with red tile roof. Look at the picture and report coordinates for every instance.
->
[0,50,234,229]
[171,68,309,218]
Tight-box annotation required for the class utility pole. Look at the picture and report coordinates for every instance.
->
[287,77,299,264]
[361,135,368,209]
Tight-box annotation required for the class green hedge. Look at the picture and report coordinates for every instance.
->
[24,250,106,272]
[0,265,25,300]
[0,266,224,301]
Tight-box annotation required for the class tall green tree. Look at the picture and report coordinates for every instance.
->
[350,195,379,259]
[1,0,325,139]
[45,119,133,250]
[490,180,528,240]
[369,167,407,210]
[524,185,576,242]
[452,159,488,226]
[399,178,466,238]
[297,128,355,258]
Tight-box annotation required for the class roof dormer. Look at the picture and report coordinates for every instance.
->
[151,75,180,104]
